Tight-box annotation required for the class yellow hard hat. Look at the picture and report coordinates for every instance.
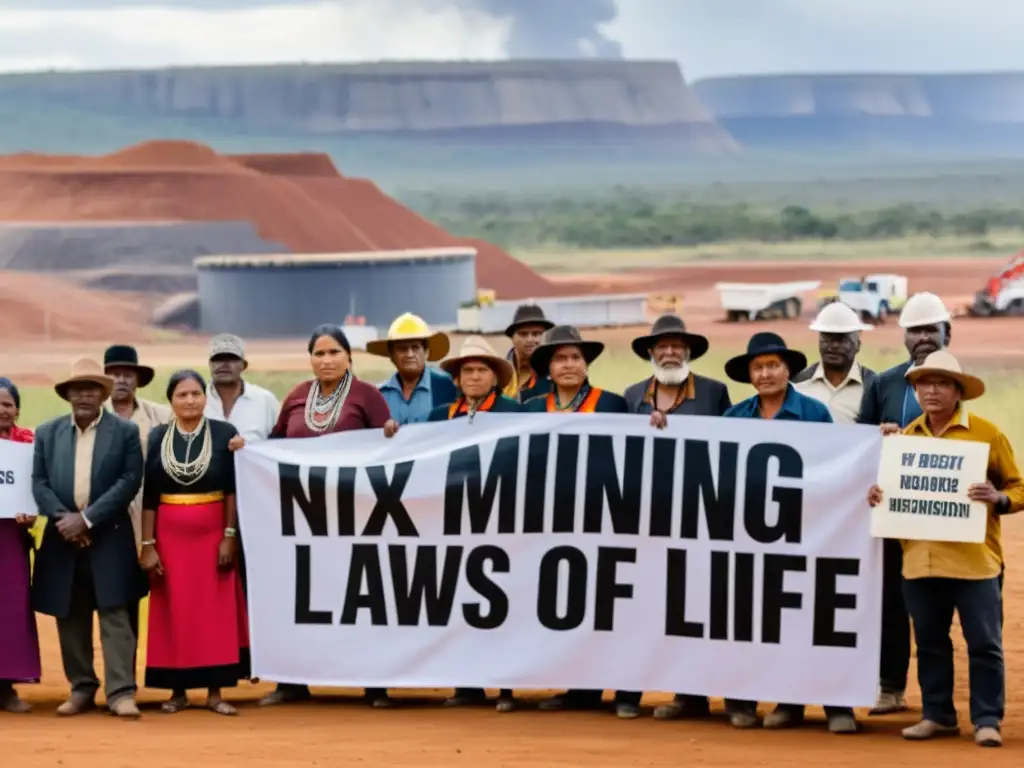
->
[366,312,450,361]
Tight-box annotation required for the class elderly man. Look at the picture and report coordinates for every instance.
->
[625,314,730,419]
[32,358,146,718]
[370,312,456,424]
[857,291,952,715]
[794,302,876,424]
[502,304,554,402]
[624,314,730,722]
[721,332,857,734]
[204,333,280,443]
[868,351,1022,747]
[103,345,170,549]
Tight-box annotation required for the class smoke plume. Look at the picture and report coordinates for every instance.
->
[463,0,622,58]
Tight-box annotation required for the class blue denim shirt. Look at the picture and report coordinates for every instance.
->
[378,367,457,425]
[724,383,834,423]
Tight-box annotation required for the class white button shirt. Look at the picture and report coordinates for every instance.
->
[794,362,865,424]
[205,379,280,442]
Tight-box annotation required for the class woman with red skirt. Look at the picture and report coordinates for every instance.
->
[139,370,249,715]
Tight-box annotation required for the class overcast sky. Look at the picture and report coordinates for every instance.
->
[1,0,1022,81]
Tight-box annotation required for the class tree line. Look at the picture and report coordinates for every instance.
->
[406,192,1024,249]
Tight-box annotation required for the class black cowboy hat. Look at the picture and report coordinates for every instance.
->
[504,304,555,337]
[529,324,604,378]
[103,344,155,387]
[724,332,808,384]
[631,314,710,361]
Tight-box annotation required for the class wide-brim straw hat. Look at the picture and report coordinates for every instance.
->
[505,304,554,337]
[528,324,604,378]
[631,314,710,361]
[55,357,114,402]
[441,335,515,391]
[103,344,155,387]
[724,331,808,384]
[366,312,450,362]
[905,350,985,401]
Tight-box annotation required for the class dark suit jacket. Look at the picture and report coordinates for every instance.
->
[31,412,146,619]
[856,360,914,426]
[623,374,732,416]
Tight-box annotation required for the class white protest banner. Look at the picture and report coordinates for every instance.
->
[872,434,990,543]
[235,413,883,707]
[0,438,36,519]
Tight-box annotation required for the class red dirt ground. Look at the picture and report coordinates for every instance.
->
[552,256,1022,360]
[6,520,1022,767]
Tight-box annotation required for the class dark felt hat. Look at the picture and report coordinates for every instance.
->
[504,304,555,337]
[724,332,808,384]
[631,314,710,361]
[103,344,155,387]
[528,324,604,378]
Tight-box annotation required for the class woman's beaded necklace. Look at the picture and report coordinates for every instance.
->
[304,372,352,433]
[161,417,212,486]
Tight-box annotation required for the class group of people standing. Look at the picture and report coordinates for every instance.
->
[0,295,1020,749]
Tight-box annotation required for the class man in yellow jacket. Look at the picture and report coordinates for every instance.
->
[869,351,1023,748]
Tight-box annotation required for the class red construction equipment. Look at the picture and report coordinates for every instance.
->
[970,250,1024,316]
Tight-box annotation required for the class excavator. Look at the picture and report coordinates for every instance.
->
[969,251,1024,316]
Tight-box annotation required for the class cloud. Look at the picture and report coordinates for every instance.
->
[2,1,1024,78]
[607,0,1024,80]
[0,1,510,72]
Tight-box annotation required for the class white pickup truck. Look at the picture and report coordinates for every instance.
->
[715,280,822,322]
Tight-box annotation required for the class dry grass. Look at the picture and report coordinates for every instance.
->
[515,230,1024,274]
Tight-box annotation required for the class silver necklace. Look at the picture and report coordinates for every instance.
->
[304,373,352,433]
[161,417,212,486]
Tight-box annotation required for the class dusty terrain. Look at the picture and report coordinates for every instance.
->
[1,254,1017,365]
[1,143,1020,765]
[7,521,1023,767]
[5,257,1023,767]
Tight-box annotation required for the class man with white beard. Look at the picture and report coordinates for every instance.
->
[623,314,732,720]
[624,314,732,423]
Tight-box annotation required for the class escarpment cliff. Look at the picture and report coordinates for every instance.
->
[0,61,737,151]
[692,72,1024,153]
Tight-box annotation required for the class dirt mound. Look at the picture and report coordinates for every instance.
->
[96,140,246,172]
[228,153,342,177]
[0,140,556,300]
[0,272,147,340]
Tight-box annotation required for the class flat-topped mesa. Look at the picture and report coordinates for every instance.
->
[692,71,1024,152]
[0,61,738,151]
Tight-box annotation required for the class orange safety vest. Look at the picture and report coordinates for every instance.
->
[545,387,602,413]
[448,391,497,419]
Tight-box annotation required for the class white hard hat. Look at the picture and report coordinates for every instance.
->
[898,292,951,328]
[809,302,872,333]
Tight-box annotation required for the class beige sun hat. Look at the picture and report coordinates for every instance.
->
[365,312,450,362]
[440,335,514,391]
[54,357,114,402]
[905,350,985,400]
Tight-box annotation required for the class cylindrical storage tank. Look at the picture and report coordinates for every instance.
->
[195,247,476,336]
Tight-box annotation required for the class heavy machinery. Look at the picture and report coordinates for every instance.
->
[818,274,908,324]
[716,280,821,321]
[970,252,1024,316]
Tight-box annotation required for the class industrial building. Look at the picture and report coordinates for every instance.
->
[195,247,477,337]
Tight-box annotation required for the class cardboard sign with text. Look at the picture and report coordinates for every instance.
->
[873,435,990,543]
